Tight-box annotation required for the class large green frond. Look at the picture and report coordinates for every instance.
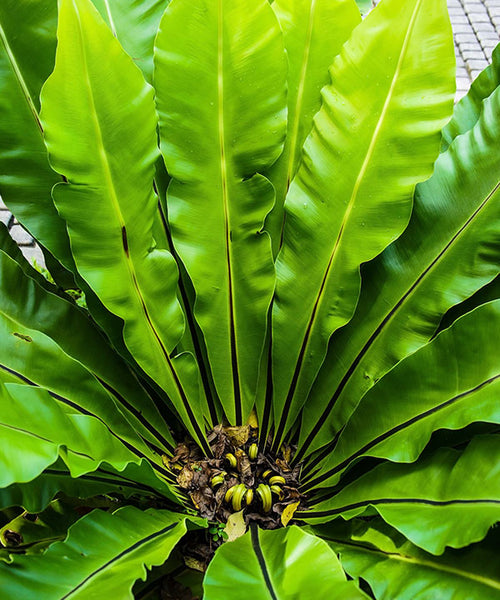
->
[298,68,500,459]
[316,519,500,599]
[272,0,455,448]
[155,0,287,425]
[303,300,500,488]
[204,525,368,599]
[302,435,500,554]
[40,0,208,450]
[0,507,198,598]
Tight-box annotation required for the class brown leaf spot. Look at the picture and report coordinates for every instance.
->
[12,332,32,343]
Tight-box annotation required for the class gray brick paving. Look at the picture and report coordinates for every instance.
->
[1,0,499,264]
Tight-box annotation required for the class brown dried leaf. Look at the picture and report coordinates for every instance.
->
[282,444,293,464]
[235,449,250,472]
[189,489,216,519]
[207,425,227,458]
[275,458,292,473]
[223,425,250,447]
[172,443,192,463]
[177,466,194,489]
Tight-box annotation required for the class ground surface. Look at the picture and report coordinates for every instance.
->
[2,0,499,264]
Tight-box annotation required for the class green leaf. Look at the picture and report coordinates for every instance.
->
[439,274,500,331]
[265,0,361,255]
[0,383,146,486]
[0,380,178,503]
[301,435,500,554]
[0,459,176,514]
[91,0,169,81]
[0,501,80,556]
[154,0,287,425]
[0,507,196,598]
[442,44,500,150]
[40,0,208,451]
[302,300,500,489]
[271,0,455,448]
[316,519,500,599]
[0,0,73,269]
[204,524,368,599]
[298,73,500,460]
[0,246,175,453]
[0,0,135,339]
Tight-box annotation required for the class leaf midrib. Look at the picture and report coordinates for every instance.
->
[251,524,278,600]
[44,468,162,496]
[0,20,43,134]
[0,420,94,461]
[298,496,500,519]
[218,0,242,424]
[285,0,317,190]
[102,0,118,37]
[0,266,173,454]
[334,179,500,411]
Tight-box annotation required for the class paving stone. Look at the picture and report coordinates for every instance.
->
[457,77,472,91]
[20,245,45,266]
[470,11,496,20]
[482,41,499,51]
[458,41,484,50]
[462,49,487,58]
[464,3,489,13]
[0,210,12,226]
[9,224,33,246]
[464,7,488,15]
[472,22,497,32]
[455,32,482,42]
[467,57,490,68]
[453,23,475,32]
[478,30,500,39]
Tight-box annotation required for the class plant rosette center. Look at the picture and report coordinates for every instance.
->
[163,425,306,529]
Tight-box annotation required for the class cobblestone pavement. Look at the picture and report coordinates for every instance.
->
[1,0,499,264]
[453,0,500,100]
